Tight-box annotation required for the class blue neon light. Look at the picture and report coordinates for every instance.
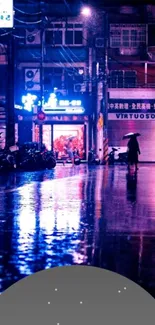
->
[21,93,37,112]
[18,93,84,114]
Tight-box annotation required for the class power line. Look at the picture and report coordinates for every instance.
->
[14,6,41,15]
[14,17,42,24]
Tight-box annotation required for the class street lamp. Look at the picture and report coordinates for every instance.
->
[81,6,92,17]
[81,5,109,164]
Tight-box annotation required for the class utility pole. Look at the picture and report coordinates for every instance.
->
[38,1,45,148]
[6,33,15,147]
[102,12,109,164]
[95,11,109,163]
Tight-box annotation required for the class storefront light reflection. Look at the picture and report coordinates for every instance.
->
[16,185,36,275]
[13,176,86,274]
[40,178,81,233]
[39,209,55,238]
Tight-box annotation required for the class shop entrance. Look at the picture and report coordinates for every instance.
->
[35,123,87,160]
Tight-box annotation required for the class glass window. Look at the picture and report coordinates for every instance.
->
[54,23,63,28]
[65,30,73,44]
[139,30,146,43]
[75,24,83,28]
[122,30,129,47]
[75,30,83,44]
[111,35,121,47]
[45,30,62,45]
[110,24,146,48]
[131,30,138,47]
[54,30,62,44]
[45,30,53,45]
[66,23,73,28]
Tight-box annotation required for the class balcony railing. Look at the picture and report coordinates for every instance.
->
[108,81,155,88]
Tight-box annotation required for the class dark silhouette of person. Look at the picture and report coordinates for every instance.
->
[127,135,140,171]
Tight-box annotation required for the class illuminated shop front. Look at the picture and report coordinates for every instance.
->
[16,93,91,160]
[108,97,155,162]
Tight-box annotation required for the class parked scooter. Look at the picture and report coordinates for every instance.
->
[108,147,118,165]
[88,149,100,165]
[108,147,128,165]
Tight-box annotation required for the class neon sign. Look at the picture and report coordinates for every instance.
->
[43,93,84,114]
[17,93,84,114]
[21,94,37,112]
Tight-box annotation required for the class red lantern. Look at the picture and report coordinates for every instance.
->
[37,111,46,121]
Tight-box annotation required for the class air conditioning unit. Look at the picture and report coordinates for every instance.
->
[54,89,67,97]
[95,38,104,48]
[74,83,86,93]
[25,68,40,91]
[26,29,41,45]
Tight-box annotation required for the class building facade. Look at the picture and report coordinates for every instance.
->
[1,3,155,161]
[107,5,155,162]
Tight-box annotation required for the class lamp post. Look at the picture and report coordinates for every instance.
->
[81,6,109,163]
[6,33,15,148]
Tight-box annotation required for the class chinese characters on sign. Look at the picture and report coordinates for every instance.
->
[108,100,155,111]
[0,0,13,28]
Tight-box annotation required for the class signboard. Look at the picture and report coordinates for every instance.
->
[109,113,155,120]
[0,0,14,28]
[17,115,89,122]
[109,89,155,100]
[108,99,155,112]
[43,93,85,115]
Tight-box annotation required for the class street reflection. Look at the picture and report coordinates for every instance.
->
[0,165,155,297]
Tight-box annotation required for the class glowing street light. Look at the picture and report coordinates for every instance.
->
[81,6,92,17]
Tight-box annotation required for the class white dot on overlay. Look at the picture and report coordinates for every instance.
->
[48,302,51,305]
[55,288,58,291]
[124,287,127,290]
[118,290,121,293]
[80,301,83,304]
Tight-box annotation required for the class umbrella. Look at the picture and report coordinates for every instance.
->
[123,132,141,140]
[67,136,76,141]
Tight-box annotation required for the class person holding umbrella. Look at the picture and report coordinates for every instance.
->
[123,133,141,171]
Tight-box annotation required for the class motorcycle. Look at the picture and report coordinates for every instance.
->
[13,143,56,171]
[42,151,56,169]
[0,150,15,172]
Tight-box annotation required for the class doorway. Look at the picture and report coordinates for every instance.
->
[35,123,87,159]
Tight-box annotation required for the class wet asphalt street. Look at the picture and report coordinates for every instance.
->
[0,164,155,297]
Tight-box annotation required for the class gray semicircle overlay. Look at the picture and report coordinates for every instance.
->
[0,266,154,325]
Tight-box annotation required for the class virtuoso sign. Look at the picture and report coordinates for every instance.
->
[109,113,155,120]
[0,0,13,28]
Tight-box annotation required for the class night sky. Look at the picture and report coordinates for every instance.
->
[15,0,155,6]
